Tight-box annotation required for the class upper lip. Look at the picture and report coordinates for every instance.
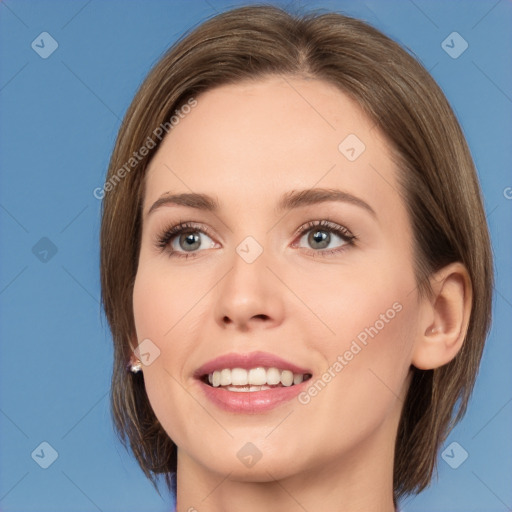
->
[194,351,312,378]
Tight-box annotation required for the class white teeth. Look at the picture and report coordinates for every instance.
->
[231,368,248,386]
[220,369,232,386]
[248,367,267,385]
[281,370,294,387]
[249,385,269,391]
[226,385,272,392]
[207,367,309,389]
[266,367,281,385]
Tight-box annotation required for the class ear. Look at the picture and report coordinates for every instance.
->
[411,262,472,370]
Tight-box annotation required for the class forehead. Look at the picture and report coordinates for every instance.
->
[143,76,404,221]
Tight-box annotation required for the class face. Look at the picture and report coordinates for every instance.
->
[132,76,421,482]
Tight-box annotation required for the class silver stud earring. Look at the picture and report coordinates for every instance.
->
[129,360,142,373]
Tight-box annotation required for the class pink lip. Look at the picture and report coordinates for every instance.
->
[193,351,311,378]
[197,379,310,413]
[193,351,312,414]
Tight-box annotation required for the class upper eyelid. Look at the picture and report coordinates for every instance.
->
[159,219,351,235]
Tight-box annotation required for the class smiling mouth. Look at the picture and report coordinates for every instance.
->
[200,367,313,392]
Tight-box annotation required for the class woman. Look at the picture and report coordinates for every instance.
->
[100,5,493,511]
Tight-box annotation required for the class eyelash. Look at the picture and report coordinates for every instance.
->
[155,219,357,260]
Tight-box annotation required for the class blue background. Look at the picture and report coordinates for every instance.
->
[0,1,511,511]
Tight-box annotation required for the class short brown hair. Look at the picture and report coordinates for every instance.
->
[100,4,493,503]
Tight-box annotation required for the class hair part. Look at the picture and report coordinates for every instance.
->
[100,4,493,503]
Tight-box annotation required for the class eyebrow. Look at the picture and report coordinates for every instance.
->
[146,188,376,219]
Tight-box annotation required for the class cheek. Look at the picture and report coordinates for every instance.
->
[295,260,417,403]
[131,262,210,440]
[321,288,416,415]
[294,287,417,458]
[132,260,207,344]
[291,254,415,348]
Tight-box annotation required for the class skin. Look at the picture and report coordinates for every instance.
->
[131,76,472,512]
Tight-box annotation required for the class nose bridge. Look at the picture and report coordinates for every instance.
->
[213,233,284,329]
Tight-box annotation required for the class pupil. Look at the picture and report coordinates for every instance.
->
[180,232,200,251]
[310,230,329,249]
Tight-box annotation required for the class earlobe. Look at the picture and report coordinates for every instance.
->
[412,262,472,370]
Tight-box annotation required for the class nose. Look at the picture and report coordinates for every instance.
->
[213,245,285,332]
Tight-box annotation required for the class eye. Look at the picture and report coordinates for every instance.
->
[156,221,217,259]
[293,219,356,257]
[156,219,356,259]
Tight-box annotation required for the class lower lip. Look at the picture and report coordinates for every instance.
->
[197,379,309,413]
